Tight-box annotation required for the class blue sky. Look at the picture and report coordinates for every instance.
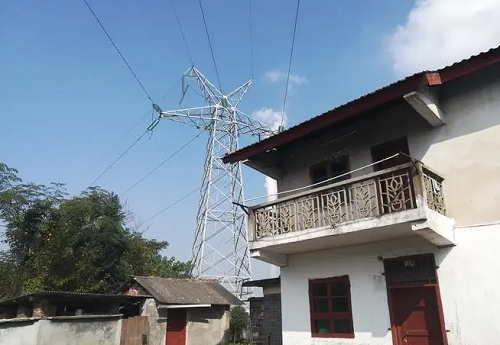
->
[2,0,498,279]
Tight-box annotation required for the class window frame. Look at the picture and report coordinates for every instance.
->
[309,155,351,187]
[308,275,355,339]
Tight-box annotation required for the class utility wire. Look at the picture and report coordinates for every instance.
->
[88,129,149,188]
[197,0,223,91]
[280,0,301,129]
[244,152,404,204]
[120,131,203,197]
[84,79,181,179]
[248,0,255,79]
[170,0,195,66]
[82,0,155,103]
[139,186,201,232]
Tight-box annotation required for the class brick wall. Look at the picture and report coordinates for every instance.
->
[249,294,282,345]
[263,294,282,345]
[249,297,265,345]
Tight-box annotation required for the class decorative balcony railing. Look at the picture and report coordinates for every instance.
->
[248,162,446,240]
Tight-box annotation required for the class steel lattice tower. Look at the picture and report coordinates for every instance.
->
[149,67,276,299]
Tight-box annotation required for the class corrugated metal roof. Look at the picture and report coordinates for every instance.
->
[0,291,150,306]
[223,44,500,164]
[132,276,242,306]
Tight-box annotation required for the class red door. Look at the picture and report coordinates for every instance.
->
[166,309,186,345]
[390,286,445,345]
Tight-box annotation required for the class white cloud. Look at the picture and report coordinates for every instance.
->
[256,70,307,203]
[265,70,308,86]
[251,107,286,132]
[387,0,500,77]
[251,107,286,202]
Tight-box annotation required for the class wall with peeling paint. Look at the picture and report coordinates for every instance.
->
[280,224,500,345]
[277,62,500,227]
[0,316,122,345]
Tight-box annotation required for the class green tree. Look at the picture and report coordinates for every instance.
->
[0,162,193,299]
[230,305,249,343]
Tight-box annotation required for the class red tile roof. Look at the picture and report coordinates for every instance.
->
[223,45,500,164]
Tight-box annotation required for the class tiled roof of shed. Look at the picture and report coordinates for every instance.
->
[131,276,242,306]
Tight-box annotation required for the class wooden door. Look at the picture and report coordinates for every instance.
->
[390,286,445,345]
[120,316,149,345]
[166,309,186,345]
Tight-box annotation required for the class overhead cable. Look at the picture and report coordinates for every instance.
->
[170,0,195,66]
[120,131,203,197]
[82,0,155,103]
[248,0,255,79]
[88,129,149,188]
[139,186,201,232]
[197,0,223,91]
[244,152,404,203]
[85,79,181,178]
[281,0,301,128]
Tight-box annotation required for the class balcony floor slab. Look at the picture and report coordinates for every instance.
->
[249,206,456,266]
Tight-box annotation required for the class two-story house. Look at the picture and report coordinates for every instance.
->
[223,45,500,345]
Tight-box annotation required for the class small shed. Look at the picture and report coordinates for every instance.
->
[122,276,242,345]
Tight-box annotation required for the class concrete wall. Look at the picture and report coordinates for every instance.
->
[0,316,122,345]
[141,298,167,345]
[0,319,40,345]
[277,63,500,227]
[37,317,122,345]
[186,306,230,345]
[280,223,500,345]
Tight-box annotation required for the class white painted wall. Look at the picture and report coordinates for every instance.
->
[280,223,500,345]
[277,63,500,227]
[0,320,39,345]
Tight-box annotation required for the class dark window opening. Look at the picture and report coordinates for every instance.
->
[384,254,437,286]
[310,155,351,187]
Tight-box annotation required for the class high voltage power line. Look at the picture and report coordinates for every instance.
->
[85,79,181,188]
[88,129,150,188]
[120,131,203,197]
[248,0,255,79]
[138,186,201,233]
[197,0,223,91]
[170,0,195,67]
[81,0,155,104]
[281,0,301,128]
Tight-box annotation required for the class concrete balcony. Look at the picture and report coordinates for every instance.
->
[248,162,455,267]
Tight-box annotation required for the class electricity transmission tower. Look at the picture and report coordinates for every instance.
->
[149,67,276,299]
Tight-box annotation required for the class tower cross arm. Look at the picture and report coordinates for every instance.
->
[158,106,215,130]
[233,109,278,137]
[152,105,278,137]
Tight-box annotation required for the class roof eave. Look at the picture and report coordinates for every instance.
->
[223,44,500,165]
[223,72,435,164]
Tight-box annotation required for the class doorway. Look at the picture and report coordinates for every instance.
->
[371,137,413,214]
[384,254,447,345]
[370,136,410,171]
[166,309,187,345]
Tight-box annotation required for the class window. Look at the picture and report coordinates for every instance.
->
[309,276,354,338]
[310,155,350,187]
